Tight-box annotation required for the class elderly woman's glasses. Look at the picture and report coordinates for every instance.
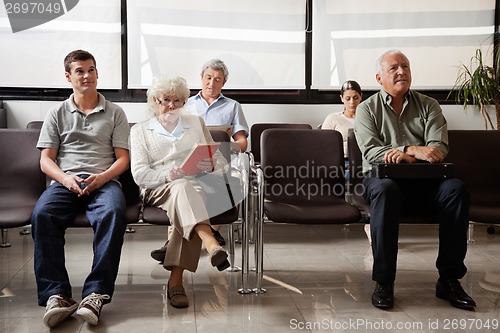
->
[158,97,184,108]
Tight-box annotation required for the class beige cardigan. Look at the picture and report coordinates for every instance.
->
[130,113,227,190]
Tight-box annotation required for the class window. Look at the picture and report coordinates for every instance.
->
[0,0,498,101]
[312,0,496,90]
[0,0,121,89]
[126,0,306,89]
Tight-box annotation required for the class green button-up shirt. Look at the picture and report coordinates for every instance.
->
[354,89,448,173]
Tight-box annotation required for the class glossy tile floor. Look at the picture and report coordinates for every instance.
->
[1,222,499,333]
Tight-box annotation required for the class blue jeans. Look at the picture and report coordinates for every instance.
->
[362,176,469,285]
[31,178,127,306]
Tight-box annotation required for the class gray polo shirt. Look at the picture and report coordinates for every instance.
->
[37,93,130,178]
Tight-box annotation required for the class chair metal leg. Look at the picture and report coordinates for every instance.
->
[125,225,136,233]
[234,224,242,244]
[1,229,11,248]
[249,190,256,245]
[468,222,475,244]
[226,223,241,272]
[253,167,266,294]
[238,166,252,294]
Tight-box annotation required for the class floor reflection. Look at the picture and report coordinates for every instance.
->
[0,223,499,333]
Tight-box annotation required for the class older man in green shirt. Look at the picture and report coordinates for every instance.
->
[354,49,475,311]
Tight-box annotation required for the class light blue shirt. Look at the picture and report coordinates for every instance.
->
[148,117,185,141]
[186,92,249,138]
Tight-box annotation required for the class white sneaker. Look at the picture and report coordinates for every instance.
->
[76,293,110,325]
[43,294,78,328]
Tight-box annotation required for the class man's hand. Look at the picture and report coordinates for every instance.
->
[79,174,108,196]
[383,149,417,164]
[61,174,107,197]
[62,174,85,196]
[405,146,444,163]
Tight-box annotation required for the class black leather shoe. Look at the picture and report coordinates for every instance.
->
[211,227,226,246]
[150,240,168,263]
[436,277,476,310]
[372,283,394,309]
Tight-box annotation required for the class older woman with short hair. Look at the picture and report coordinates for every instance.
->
[130,76,229,309]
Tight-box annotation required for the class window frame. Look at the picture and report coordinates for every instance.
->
[0,0,498,106]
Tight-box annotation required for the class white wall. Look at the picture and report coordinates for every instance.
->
[3,100,495,134]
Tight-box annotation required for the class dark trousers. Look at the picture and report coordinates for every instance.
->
[362,176,469,284]
[31,179,127,306]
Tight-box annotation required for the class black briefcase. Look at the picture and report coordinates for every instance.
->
[372,163,454,179]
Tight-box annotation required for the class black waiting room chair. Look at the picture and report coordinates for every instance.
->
[0,129,46,247]
[249,128,362,289]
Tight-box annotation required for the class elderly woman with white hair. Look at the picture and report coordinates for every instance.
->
[130,76,229,309]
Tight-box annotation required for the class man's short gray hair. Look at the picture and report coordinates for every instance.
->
[201,59,229,82]
[376,49,406,74]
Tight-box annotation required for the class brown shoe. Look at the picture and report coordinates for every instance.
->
[208,245,228,268]
[151,240,169,263]
[167,285,189,308]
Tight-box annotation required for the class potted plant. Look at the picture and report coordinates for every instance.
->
[449,45,500,130]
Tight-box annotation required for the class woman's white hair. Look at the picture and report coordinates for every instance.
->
[146,76,190,115]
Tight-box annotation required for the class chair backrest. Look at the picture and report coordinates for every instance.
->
[346,128,373,208]
[0,129,46,228]
[347,129,364,190]
[261,128,346,204]
[446,130,500,207]
[250,123,312,164]
[26,120,43,129]
[0,108,6,128]
[28,120,137,129]
[259,128,361,224]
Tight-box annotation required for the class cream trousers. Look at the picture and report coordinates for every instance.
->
[143,179,211,272]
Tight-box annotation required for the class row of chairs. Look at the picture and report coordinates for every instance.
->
[247,123,500,291]
[2,122,500,294]
[0,124,242,254]
[250,123,500,231]
[0,123,257,291]
[0,121,361,294]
